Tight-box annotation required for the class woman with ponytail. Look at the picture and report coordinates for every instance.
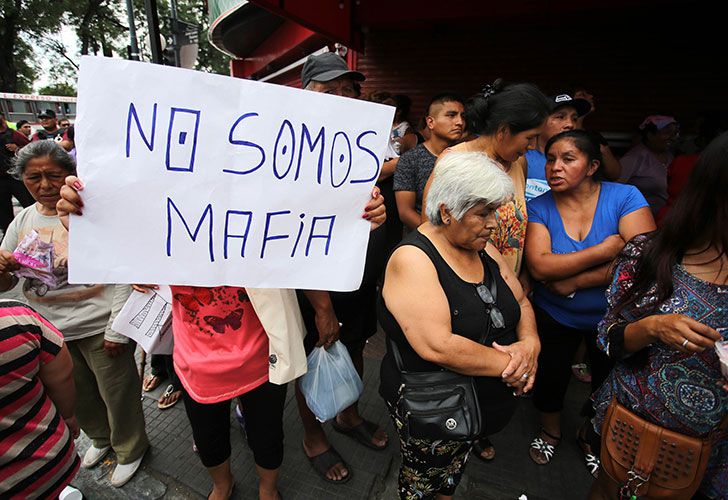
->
[421,79,551,461]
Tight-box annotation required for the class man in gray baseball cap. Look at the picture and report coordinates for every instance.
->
[295,51,390,485]
[301,52,365,95]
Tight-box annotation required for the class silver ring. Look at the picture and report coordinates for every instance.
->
[681,339,689,348]
[521,373,530,380]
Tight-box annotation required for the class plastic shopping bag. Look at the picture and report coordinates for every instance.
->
[299,341,364,422]
[12,230,58,288]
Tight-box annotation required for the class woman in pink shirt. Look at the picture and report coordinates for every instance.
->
[619,115,679,216]
[57,175,386,500]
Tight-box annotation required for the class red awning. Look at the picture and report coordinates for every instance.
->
[243,0,668,50]
[210,0,675,80]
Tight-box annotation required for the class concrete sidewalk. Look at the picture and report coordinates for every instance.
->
[69,331,595,499]
[71,354,397,500]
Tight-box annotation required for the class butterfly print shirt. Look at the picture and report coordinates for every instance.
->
[171,285,269,404]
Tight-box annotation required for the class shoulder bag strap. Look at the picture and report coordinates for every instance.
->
[480,250,499,303]
[389,337,406,372]
[390,250,499,371]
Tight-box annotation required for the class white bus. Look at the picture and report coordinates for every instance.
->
[0,92,77,126]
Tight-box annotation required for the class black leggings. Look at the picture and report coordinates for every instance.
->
[182,381,287,470]
[532,306,614,414]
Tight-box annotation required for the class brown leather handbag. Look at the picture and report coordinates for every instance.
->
[600,399,726,499]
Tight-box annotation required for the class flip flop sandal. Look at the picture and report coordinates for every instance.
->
[157,384,181,410]
[206,483,235,500]
[577,432,600,478]
[331,419,388,451]
[584,452,600,478]
[472,437,496,462]
[529,429,561,465]
[142,373,165,392]
[304,445,351,484]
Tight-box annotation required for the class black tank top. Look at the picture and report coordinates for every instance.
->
[378,230,520,435]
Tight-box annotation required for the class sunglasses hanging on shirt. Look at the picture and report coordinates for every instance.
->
[475,280,505,329]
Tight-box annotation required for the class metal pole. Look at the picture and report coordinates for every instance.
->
[169,0,181,67]
[125,0,140,60]
[144,0,163,64]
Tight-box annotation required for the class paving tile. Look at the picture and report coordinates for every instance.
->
[48,327,598,499]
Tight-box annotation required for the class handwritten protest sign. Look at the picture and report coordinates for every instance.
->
[69,56,394,291]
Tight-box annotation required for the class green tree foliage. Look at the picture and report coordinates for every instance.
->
[66,0,129,56]
[13,39,39,93]
[38,56,78,95]
[77,0,229,74]
[0,0,66,91]
[102,0,228,74]
[1,0,229,93]
[156,0,229,74]
[38,81,76,96]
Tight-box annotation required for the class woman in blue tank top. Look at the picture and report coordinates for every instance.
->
[524,130,656,476]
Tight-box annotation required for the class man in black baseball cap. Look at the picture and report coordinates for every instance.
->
[32,109,63,142]
[295,51,390,485]
[38,109,57,119]
[548,93,591,117]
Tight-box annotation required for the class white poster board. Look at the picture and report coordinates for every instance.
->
[69,56,394,291]
[111,286,173,355]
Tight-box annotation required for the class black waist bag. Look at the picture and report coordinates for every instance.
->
[392,343,482,441]
[389,261,497,442]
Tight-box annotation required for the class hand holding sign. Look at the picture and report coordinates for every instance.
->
[68,57,394,291]
[364,186,386,230]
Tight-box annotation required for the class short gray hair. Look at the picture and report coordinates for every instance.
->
[425,151,514,225]
[9,140,76,180]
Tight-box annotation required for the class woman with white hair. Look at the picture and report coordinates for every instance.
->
[379,152,539,499]
[420,80,551,461]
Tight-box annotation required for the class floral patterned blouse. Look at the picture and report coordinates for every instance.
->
[491,157,527,275]
[592,235,727,498]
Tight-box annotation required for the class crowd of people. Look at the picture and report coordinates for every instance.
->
[1,50,726,500]
[1,108,75,235]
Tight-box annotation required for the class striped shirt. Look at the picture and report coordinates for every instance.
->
[0,300,79,499]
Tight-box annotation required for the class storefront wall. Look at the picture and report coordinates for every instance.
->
[355,20,724,139]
